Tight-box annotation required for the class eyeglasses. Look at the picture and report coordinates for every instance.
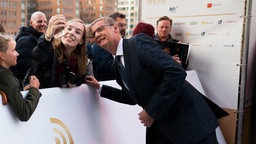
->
[117,23,127,28]
[91,24,113,38]
[86,35,93,39]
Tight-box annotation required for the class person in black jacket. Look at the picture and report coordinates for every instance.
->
[154,16,189,69]
[11,11,47,84]
[31,14,93,88]
[86,17,219,144]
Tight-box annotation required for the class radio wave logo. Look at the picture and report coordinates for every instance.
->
[50,118,74,144]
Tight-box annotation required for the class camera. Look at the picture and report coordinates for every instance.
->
[59,72,83,87]
[68,72,83,86]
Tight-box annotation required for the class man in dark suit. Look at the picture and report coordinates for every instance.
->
[86,17,219,144]
[90,12,127,81]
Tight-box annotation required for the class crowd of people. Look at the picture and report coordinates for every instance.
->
[0,11,221,144]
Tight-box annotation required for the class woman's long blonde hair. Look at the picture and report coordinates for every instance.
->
[53,19,87,75]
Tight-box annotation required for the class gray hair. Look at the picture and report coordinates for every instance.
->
[89,17,116,31]
[30,11,46,21]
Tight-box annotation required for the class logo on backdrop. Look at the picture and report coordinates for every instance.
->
[207,3,222,9]
[169,6,177,13]
[50,118,74,144]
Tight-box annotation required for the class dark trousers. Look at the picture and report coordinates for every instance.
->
[146,123,218,144]
[146,123,173,144]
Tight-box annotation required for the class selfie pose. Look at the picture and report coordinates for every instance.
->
[31,14,93,88]
[86,17,219,144]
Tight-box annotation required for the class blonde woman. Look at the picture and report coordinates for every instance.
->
[0,35,41,121]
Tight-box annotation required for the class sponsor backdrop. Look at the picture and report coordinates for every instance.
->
[141,0,244,110]
[140,0,255,143]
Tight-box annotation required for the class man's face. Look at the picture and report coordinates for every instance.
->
[86,35,94,45]
[30,14,47,33]
[156,20,172,40]
[86,27,94,45]
[91,20,116,49]
[115,17,127,38]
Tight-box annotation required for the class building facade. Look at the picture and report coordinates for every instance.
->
[80,0,117,24]
[117,0,139,37]
[0,0,138,37]
[0,0,22,35]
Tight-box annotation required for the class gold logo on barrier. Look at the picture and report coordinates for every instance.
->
[50,118,74,144]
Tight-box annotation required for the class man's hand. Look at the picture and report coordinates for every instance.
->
[172,54,181,65]
[138,109,155,127]
[85,76,100,89]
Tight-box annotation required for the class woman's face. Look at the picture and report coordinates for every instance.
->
[61,21,85,49]
[0,40,19,68]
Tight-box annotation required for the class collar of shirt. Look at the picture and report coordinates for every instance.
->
[114,38,125,66]
[115,38,123,57]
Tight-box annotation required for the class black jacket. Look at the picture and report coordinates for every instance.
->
[101,34,218,144]
[11,26,43,83]
[91,43,115,81]
[31,35,93,89]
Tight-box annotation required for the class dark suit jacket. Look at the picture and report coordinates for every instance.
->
[91,44,115,81]
[101,33,218,144]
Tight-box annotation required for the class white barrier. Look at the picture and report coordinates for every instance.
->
[0,70,225,144]
[0,85,144,144]
[100,70,226,144]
